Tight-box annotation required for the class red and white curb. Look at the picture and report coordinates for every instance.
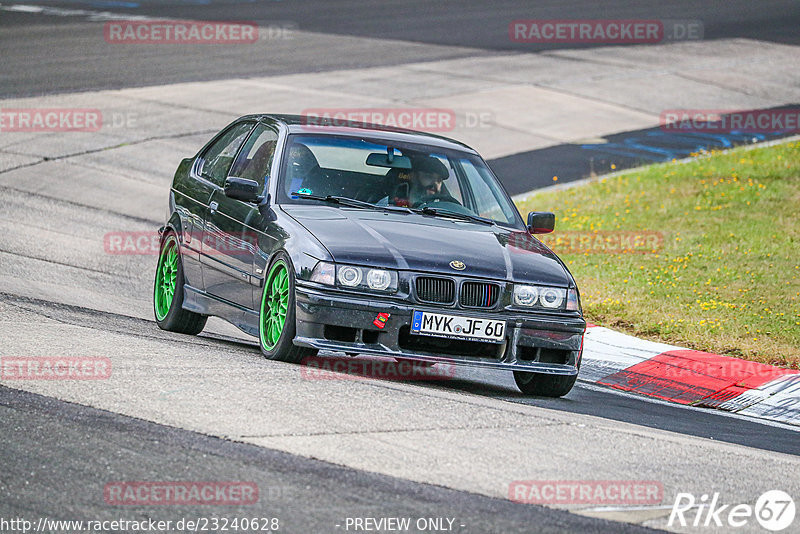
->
[581,325,800,427]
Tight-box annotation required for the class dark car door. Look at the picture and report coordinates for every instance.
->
[202,122,279,310]
[171,157,212,290]
[179,122,253,289]
[194,121,255,304]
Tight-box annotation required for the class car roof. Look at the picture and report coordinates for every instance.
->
[237,113,479,154]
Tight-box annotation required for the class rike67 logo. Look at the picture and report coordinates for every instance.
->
[669,490,795,531]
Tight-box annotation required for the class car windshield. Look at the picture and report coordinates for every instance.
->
[278,134,522,227]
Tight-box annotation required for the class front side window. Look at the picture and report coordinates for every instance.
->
[278,134,522,227]
[457,157,520,223]
[199,122,253,186]
[229,123,279,188]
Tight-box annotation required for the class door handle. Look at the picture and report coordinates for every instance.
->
[209,201,219,214]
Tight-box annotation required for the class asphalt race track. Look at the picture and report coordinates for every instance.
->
[1,386,654,534]
[2,0,800,97]
[1,2,800,533]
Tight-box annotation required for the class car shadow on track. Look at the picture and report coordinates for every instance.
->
[288,351,800,456]
[185,333,800,456]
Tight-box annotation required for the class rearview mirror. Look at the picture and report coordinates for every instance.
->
[366,152,412,169]
[527,211,555,234]
[224,177,262,203]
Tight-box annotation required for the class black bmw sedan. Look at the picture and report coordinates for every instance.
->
[154,114,586,396]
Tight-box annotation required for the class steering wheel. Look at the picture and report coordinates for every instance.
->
[412,192,461,208]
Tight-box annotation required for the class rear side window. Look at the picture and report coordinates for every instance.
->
[229,124,279,188]
[200,122,253,186]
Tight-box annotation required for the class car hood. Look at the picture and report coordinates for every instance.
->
[282,206,572,286]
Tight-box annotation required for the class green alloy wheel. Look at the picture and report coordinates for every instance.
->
[153,232,207,335]
[260,260,290,351]
[258,253,316,363]
[154,236,178,321]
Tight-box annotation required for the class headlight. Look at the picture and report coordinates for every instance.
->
[317,264,398,293]
[513,284,571,310]
[366,269,392,291]
[539,287,564,309]
[338,265,362,287]
[513,285,538,306]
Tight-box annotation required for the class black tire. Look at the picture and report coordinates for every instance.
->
[513,371,577,397]
[153,232,207,335]
[258,252,317,363]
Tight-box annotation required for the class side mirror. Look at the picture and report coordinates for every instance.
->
[527,211,555,234]
[224,177,262,203]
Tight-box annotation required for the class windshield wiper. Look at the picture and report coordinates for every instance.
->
[290,193,412,213]
[290,193,493,224]
[413,206,496,226]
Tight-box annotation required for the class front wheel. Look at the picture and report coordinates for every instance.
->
[258,253,317,363]
[513,371,577,397]
[153,232,207,335]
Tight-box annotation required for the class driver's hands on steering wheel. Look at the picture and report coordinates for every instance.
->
[411,192,460,208]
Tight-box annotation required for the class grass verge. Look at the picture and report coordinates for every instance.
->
[516,140,800,368]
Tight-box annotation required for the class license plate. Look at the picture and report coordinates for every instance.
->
[411,311,506,343]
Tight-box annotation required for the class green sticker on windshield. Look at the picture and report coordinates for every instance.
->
[297,188,313,195]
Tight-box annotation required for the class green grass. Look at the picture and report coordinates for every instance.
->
[516,140,800,368]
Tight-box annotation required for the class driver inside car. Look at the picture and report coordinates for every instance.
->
[407,156,451,207]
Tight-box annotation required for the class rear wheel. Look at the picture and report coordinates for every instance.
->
[513,371,577,397]
[259,253,317,363]
[153,232,207,335]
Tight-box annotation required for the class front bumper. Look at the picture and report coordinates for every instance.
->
[294,284,585,375]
